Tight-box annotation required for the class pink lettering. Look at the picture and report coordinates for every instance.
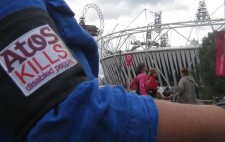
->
[32,57,50,71]
[53,44,68,59]
[0,26,60,73]
[0,49,26,72]
[42,51,60,64]
[14,64,35,84]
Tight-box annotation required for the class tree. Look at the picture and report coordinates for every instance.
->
[198,31,225,99]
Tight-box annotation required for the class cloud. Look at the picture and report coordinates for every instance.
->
[67,0,224,23]
[64,0,224,76]
[98,0,175,6]
[66,0,224,36]
[96,0,191,21]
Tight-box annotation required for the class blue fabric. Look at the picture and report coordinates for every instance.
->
[0,0,159,142]
[44,0,99,79]
[27,81,159,142]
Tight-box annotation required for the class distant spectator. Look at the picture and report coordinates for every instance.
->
[177,68,197,104]
[216,96,225,109]
[148,68,159,98]
[134,62,149,95]
[162,87,173,101]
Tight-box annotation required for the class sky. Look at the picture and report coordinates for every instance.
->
[65,0,224,34]
[64,0,225,76]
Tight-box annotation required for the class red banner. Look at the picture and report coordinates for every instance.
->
[125,54,133,66]
[216,31,225,76]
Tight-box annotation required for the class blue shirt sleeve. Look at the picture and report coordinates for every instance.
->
[26,79,159,142]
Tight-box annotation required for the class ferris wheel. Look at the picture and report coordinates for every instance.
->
[79,3,104,37]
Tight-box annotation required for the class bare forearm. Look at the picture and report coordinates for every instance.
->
[156,100,225,142]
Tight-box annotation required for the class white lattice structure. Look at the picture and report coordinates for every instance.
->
[101,47,199,87]
[98,1,225,87]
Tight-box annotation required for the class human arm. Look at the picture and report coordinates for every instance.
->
[156,100,225,142]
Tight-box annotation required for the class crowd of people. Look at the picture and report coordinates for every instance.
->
[133,63,225,105]
[130,63,199,104]
[130,62,159,98]
[1,0,225,142]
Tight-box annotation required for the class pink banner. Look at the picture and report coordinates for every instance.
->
[125,54,133,66]
[216,31,225,76]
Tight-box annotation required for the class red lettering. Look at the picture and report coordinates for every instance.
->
[0,26,63,73]
[53,44,68,59]
[42,51,60,64]
[28,34,47,51]
[14,64,35,84]
[32,57,50,71]
[27,60,39,74]
[0,49,26,72]
[40,27,59,44]
[15,40,36,57]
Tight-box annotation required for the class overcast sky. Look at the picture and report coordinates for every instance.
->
[65,0,224,35]
[64,0,224,76]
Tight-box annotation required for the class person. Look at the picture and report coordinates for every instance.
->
[0,1,225,142]
[217,96,225,109]
[161,87,173,101]
[133,62,149,95]
[148,68,159,98]
[176,67,197,104]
